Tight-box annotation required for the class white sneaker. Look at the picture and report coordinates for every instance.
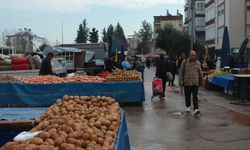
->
[186,107,191,113]
[194,109,200,116]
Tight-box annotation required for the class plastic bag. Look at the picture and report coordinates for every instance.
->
[166,72,173,81]
[14,131,41,141]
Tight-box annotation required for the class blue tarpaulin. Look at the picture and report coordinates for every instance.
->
[115,110,131,150]
[0,108,47,120]
[0,108,131,149]
[0,82,145,106]
[211,75,234,93]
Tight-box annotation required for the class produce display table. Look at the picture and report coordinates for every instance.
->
[211,75,234,93]
[230,75,250,105]
[0,108,46,146]
[0,82,145,106]
[0,108,131,150]
[0,68,66,77]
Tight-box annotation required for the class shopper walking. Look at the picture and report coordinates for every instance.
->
[168,57,177,86]
[133,57,145,80]
[179,51,203,116]
[155,53,169,100]
[146,59,151,69]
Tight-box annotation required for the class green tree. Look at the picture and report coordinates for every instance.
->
[114,23,126,41]
[89,28,99,43]
[107,24,114,55]
[155,25,190,55]
[75,24,84,43]
[114,22,127,52]
[137,20,152,54]
[38,43,48,51]
[102,28,108,42]
[75,19,89,43]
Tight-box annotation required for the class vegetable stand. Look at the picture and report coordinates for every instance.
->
[0,108,131,150]
[0,82,145,107]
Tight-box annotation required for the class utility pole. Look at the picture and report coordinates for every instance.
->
[190,0,195,51]
[61,20,64,45]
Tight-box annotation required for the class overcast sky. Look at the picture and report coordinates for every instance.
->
[0,0,184,45]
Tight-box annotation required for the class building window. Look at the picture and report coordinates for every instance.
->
[217,0,224,5]
[217,26,224,38]
[217,4,224,16]
[205,6,215,22]
[247,25,250,36]
[196,18,205,27]
[206,26,215,40]
[197,2,204,10]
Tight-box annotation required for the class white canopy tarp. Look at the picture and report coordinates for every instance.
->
[43,46,95,63]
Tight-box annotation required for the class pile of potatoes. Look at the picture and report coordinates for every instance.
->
[104,69,141,82]
[1,95,121,150]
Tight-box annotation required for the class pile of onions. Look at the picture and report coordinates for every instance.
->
[0,75,17,83]
[16,75,104,84]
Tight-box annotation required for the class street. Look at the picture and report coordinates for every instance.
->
[123,67,250,150]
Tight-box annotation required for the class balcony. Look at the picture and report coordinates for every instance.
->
[205,18,215,26]
[195,26,205,32]
[185,17,192,24]
[196,10,205,15]
[205,0,215,8]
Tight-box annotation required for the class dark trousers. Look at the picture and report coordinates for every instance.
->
[137,67,145,80]
[184,86,199,110]
[161,78,167,97]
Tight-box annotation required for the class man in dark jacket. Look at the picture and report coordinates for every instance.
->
[155,53,169,100]
[39,52,54,75]
[105,54,116,73]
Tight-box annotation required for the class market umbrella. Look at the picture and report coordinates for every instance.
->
[238,38,249,56]
[220,26,231,68]
[235,38,249,68]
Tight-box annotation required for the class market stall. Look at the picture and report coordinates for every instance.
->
[0,108,46,146]
[0,82,145,106]
[0,96,131,150]
[205,69,250,102]
[0,69,145,106]
[211,75,234,93]
[232,74,250,101]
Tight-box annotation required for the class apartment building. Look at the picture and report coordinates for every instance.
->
[6,28,47,53]
[205,0,250,53]
[185,0,206,47]
[127,32,140,56]
[153,10,183,32]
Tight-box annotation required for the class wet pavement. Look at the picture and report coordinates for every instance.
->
[123,67,250,150]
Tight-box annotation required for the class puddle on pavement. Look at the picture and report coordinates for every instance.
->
[231,112,250,126]
[218,123,229,127]
[170,111,185,118]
